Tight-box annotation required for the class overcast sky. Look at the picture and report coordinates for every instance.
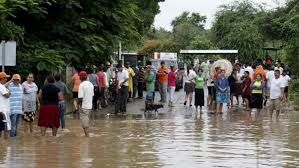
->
[154,0,287,30]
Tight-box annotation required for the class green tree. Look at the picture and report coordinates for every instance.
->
[211,1,264,61]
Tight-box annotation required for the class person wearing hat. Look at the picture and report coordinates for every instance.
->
[78,71,94,137]
[0,72,11,139]
[7,74,23,137]
[38,75,63,136]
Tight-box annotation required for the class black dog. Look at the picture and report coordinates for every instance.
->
[145,101,164,113]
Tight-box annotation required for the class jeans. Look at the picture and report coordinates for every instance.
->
[168,87,176,103]
[10,114,22,137]
[58,101,65,129]
[138,82,143,98]
[115,85,128,113]
[158,81,167,102]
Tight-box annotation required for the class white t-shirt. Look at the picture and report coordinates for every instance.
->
[184,70,197,83]
[117,69,129,87]
[281,75,291,87]
[0,83,10,113]
[270,77,284,99]
[266,71,275,88]
[78,81,94,110]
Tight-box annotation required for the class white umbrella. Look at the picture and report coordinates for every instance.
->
[210,59,233,77]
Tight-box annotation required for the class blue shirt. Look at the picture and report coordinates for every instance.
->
[216,77,229,92]
[8,82,23,114]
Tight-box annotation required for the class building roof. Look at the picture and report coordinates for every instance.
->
[180,50,238,54]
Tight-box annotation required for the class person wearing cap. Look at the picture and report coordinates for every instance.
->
[78,71,94,137]
[0,72,11,139]
[7,74,23,137]
[38,75,63,136]
[115,64,129,114]
[157,61,168,103]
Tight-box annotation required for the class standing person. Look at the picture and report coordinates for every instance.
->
[235,63,244,105]
[88,67,99,110]
[71,70,81,113]
[54,74,68,130]
[7,74,23,137]
[157,61,168,103]
[145,65,155,103]
[183,65,196,106]
[115,64,129,114]
[132,63,139,99]
[249,73,265,117]
[78,71,94,137]
[201,60,210,79]
[265,67,275,106]
[22,73,39,133]
[215,69,229,114]
[96,66,106,109]
[228,70,238,107]
[207,74,216,111]
[281,70,291,100]
[0,72,11,139]
[242,71,252,111]
[194,69,205,113]
[167,66,176,107]
[137,63,145,99]
[125,62,135,102]
[269,70,285,120]
[38,75,63,136]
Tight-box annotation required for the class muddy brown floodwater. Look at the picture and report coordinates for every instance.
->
[1,91,299,168]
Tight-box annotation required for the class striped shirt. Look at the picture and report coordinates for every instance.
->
[8,82,23,114]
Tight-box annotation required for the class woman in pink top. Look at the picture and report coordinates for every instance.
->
[168,66,177,107]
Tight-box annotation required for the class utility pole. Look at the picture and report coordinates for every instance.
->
[1,41,5,72]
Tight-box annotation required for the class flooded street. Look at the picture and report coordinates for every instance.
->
[1,90,299,168]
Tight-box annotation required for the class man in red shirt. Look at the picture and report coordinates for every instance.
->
[96,66,106,109]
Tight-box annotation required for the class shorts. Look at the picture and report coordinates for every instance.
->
[0,112,6,131]
[80,109,91,128]
[73,92,78,99]
[284,86,289,93]
[269,99,282,111]
[23,111,36,122]
[184,83,194,92]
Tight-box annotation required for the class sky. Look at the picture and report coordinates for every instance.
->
[154,0,287,30]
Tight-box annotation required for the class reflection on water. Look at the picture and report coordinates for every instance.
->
[1,104,299,167]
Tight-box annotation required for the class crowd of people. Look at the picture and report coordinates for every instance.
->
[0,58,292,139]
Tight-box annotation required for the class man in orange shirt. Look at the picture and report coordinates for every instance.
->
[72,69,81,113]
[157,61,168,103]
